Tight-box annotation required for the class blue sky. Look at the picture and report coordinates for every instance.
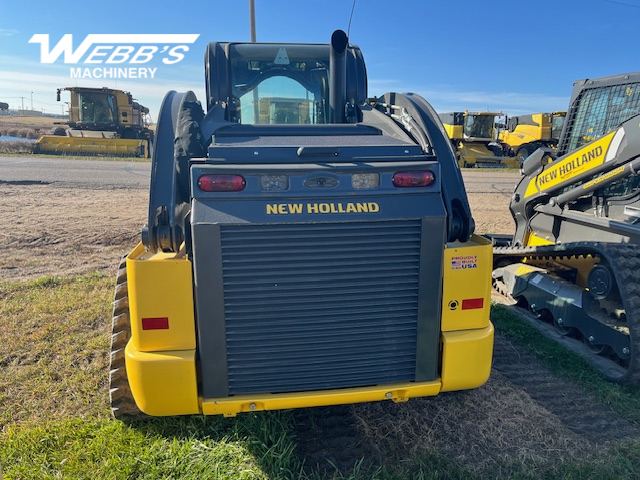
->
[1,0,639,120]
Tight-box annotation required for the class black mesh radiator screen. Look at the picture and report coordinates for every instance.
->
[220,220,421,395]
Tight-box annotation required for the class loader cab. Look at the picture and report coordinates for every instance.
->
[551,112,566,142]
[77,91,117,127]
[439,112,496,141]
[559,79,640,156]
[228,43,329,124]
[205,38,368,124]
[463,113,494,141]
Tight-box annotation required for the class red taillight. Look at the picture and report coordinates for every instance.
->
[198,174,246,192]
[142,317,169,330]
[392,171,435,188]
[462,298,484,310]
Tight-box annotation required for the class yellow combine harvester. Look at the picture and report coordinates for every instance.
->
[498,111,566,166]
[35,87,153,157]
[438,111,513,167]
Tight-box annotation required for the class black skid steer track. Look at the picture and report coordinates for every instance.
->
[108,257,142,419]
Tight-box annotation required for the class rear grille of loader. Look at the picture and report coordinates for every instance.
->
[220,221,421,395]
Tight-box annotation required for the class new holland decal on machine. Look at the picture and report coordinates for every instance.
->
[492,72,640,385]
[108,30,494,418]
[266,202,380,215]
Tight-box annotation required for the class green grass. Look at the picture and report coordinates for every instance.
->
[0,273,471,479]
[3,275,640,478]
[2,416,293,479]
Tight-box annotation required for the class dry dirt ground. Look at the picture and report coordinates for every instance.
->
[0,183,147,282]
[2,177,637,477]
[0,182,512,282]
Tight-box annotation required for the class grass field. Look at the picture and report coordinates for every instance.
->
[2,273,640,478]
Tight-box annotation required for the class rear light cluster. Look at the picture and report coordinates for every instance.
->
[197,171,434,192]
[198,174,246,192]
[352,173,380,189]
[392,171,435,188]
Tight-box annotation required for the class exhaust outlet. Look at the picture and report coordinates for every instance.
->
[329,29,348,124]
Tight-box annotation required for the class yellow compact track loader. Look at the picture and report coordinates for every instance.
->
[35,87,153,157]
[492,72,640,384]
[109,30,494,419]
[498,112,566,166]
[438,111,511,168]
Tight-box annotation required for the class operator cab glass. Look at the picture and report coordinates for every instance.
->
[566,82,640,152]
[229,44,329,124]
[551,114,565,141]
[463,114,493,140]
[78,92,116,125]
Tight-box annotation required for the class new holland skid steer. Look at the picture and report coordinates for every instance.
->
[109,31,494,418]
[493,72,640,384]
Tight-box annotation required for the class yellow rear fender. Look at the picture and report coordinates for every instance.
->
[441,234,492,331]
[126,243,196,353]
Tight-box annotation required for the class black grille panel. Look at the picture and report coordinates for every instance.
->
[220,221,421,394]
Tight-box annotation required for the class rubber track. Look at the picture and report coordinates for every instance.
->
[108,256,142,419]
[494,242,640,385]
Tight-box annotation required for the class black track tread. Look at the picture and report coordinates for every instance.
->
[494,242,640,385]
[109,256,143,419]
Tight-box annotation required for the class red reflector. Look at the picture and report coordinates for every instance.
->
[142,317,169,330]
[392,171,435,188]
[462,298,484,310]
[198,174,246,192]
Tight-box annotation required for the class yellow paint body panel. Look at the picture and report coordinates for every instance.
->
[35,135,148,157]
[499,113,549,149]
[524,131,616,198]
[125,343,200,416]
[525,233,554,246]
[127,242,196,352]
[441,234,492,331]
[443,123,463,140]
[201,381,442,417]
[440,323,494,392]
